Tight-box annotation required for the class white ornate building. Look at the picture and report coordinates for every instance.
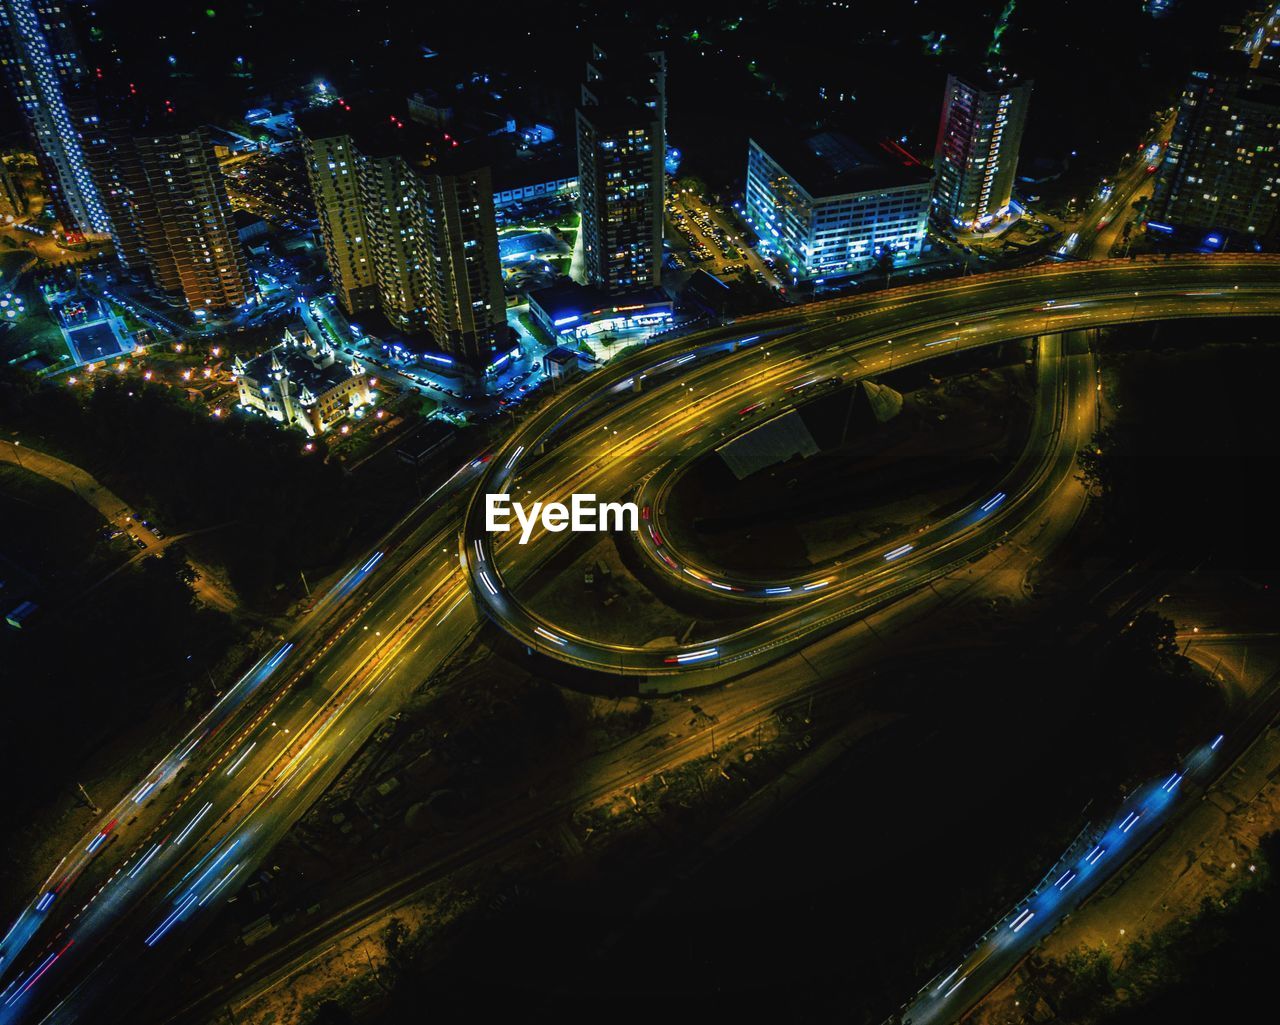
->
[233,322,371,436]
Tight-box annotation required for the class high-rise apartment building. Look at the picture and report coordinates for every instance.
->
[575,44,665,294]
[932,66,1032,229]
[300,109,509,369]
[0,3,249,311]
[417,163,507,362]
[130,128,251,312]
[78,111,251,312]
[299,132,378,315]
[1150,59,1280,243]
[0,0,110,233]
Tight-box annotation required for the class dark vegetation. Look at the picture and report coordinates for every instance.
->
[0,460,242,836]
[311,320,1280,1023]
[0,368,410,607]
[667,341,1032,571]
[1031,831,1280,1025]
[0,362,418,836]
[0,534,243,833]
[309,604,1218,1025]
[1080,319,1280,584]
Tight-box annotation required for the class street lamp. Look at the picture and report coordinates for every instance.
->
[7,438,21,469]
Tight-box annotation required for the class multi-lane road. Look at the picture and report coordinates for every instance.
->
[0,460,488,1023]
[461,257,1280,681]
[3,255,1279,1024]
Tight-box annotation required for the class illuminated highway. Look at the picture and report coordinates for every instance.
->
[0,462,487,1024]
[2,256,1279,1023]
[904,733,1230,1025]
[628,329,1071,603]
[461,257,1280,680]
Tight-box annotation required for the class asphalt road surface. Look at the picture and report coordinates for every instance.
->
[462,256,1280,680]
[3,255,1279,1024]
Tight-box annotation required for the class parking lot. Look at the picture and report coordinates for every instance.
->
[666,184,784,292]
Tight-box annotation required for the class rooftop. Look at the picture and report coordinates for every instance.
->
[529,280,669,321]
[751,130,932,200]
[237,326,363,399]
[297,102,492,177]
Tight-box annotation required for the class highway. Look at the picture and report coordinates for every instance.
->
[628,329,1074,602]
[904,732,1230,1025]
[0,460,488,1024]
[2,256,1279,1023]
[461,257,1280,681]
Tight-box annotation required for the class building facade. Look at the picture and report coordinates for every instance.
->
[0,4,249,310]
[491,148,578,209]
[744,133,932,281]
[0,0,111,233]
[576,45,666,294]
[130,128,252,311]
[233,323,372,436]
[301,111,509,369]
[418,164,507,361]
[300,131,379,314]
[1150,62,1280,243]
[932,67,1032,229]
[527,279,672,340]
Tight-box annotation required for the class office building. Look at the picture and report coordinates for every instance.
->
[527,279,672,340]
[1150,60,1280,243]
[744,132,932,281]
[576,44,665,293]
[0,0,111,233]
[932,66,1032,229]
[233,322,372,436]
[300,108,508,369]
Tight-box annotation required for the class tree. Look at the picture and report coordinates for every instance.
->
[383,916,409,969]
[1114,611,1186,679]
[875,247,895,287]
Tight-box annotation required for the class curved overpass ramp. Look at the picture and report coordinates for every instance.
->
[460,257,1280,685]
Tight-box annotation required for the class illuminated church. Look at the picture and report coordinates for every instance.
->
[232,322,371,436]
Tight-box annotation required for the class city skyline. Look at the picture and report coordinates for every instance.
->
[0,3,1279,1025]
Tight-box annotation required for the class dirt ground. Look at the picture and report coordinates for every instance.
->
[664,367,1031,573]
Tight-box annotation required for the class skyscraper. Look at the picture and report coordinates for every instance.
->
[300,108,509,370]
[931,66,1032,230]
[576,44,665,294]
[0,0,110,233]
[0,3,248,311]
[417,162,507,363]
[76,103,250,312]
[129,127,252,312]
[300,131,378,315]
[1150,60,1280,243]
